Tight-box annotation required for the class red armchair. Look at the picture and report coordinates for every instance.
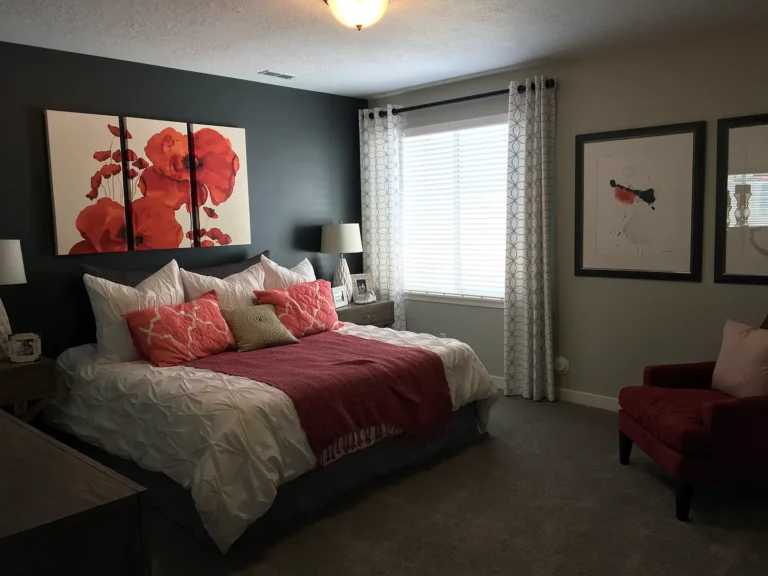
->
[619,358,768,521]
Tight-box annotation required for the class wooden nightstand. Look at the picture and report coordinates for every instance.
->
[337,300,395,328]
[0,357,56,422]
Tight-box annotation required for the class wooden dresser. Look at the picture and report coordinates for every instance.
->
[0,411,150,575]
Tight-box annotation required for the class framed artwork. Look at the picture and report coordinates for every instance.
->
[46,111,129,255]
[349,272,376,304]
[190,124,251,248]
[714,113,768,284]
[46,111,251,255]
[331,285,349,308]
[575,122,706,281]
[124,117,193,250]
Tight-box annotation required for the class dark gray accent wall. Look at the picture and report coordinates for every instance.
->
[0,41,365,356]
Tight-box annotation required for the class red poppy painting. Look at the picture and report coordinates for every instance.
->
[46,111,250,255]
[190,124,251,247]
[46,111,129,255]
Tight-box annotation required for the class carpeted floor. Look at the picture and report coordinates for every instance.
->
[151,397,768,576]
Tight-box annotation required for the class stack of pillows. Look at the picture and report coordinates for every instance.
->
[82,254,341,367]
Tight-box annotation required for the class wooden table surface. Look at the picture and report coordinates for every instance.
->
[0,409,142,540]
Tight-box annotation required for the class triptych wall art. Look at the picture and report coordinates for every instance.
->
[45,111,250,256]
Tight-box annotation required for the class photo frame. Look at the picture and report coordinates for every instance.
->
[331,285,349,309]
[349,272,376,304]
[714,113,768,284]
[575,122,706,282]
[9,333,41,363]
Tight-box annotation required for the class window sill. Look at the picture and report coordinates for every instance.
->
[405,292,504,309]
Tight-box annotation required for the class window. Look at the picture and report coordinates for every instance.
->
[403,116,508,300]
[727,174,768,227]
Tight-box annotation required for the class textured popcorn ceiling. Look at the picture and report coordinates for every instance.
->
[1,0,767,97]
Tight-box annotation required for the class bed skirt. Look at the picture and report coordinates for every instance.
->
[49,402,485,552]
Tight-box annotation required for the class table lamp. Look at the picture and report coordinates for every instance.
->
[0,240,26,359]
[321,222,362,297]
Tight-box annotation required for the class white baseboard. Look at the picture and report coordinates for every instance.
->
[490,376,618,412]
[558,389,618,412]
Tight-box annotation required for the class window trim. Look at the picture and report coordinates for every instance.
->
[404,113,509,138]
[405,291,504,309]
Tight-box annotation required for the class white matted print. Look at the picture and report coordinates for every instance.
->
[124,117,193,250]
[46,111,128,255]
[576,123,705,281]
[189,124,251,247]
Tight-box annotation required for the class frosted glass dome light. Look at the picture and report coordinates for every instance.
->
[324,0,390,31]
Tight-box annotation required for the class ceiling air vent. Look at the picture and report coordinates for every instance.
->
[258,70,295,80]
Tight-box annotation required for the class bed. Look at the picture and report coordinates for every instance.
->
[47,321,498,553]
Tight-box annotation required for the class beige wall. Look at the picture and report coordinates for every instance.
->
[373,26,768,397]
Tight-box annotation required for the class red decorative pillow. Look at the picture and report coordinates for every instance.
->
[123,291,235,367]
[254,280,340,338]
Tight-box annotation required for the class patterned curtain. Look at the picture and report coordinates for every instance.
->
[504,77,557,401]
[359,105,406,330]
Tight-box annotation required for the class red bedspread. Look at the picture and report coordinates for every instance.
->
[185,330,453,465]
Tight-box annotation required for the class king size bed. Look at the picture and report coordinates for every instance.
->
[45,254,498,553]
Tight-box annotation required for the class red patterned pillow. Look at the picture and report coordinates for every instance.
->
[254,280,340,338]
[123,291,235,367]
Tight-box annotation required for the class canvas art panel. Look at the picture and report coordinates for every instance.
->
[576,123,705,281]
[720,122,768,279]
[189,124,251,247]
[46,111,129,255]
[124,118,194,250]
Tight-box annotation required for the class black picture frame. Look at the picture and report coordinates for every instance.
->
[714,113,768,284]
[575,121,706,282]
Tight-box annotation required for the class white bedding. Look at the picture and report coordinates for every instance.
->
[47,324,498,552]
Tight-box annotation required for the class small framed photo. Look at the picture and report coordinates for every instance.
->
[331,285,349,309]
[349,273,376,304]
[9,333,41,363]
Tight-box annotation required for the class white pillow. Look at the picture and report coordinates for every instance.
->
[180,263,265,309]
[83,260,184,362]
[260,255,316,289]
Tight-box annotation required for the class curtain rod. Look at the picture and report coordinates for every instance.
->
[368,78,556,119]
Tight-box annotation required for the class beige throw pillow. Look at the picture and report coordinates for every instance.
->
[221,305,299,352]
[712,320,768,398]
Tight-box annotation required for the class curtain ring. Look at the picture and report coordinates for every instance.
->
[368,112,375,120]
[530,82,536,91]
[517,85,526,94]
[378,110,388,119]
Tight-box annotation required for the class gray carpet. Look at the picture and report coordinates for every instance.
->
[151,397,768,576]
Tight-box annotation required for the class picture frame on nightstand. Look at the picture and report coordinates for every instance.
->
[349,272,376,304]
[8,333,41,363]
[331,285,349,309]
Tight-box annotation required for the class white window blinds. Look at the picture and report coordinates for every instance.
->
[403,118,508,299]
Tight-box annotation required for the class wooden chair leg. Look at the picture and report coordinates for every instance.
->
[675,483,694,521]
[619,431,633,465]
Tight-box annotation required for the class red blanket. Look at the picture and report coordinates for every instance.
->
[185,331,453,465]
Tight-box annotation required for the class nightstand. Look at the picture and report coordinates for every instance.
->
[337,300,395,328]
[0,357,56,422]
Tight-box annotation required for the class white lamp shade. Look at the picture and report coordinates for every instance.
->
[0,240,26,285]
[321,223,363,254]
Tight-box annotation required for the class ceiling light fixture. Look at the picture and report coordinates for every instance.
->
[324,0,390,31]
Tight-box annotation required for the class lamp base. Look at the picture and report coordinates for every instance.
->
[333,256,353,297]
[0,297,10,360]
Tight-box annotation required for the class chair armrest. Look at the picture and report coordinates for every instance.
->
[643,362,716,389]
[703,395,768,437]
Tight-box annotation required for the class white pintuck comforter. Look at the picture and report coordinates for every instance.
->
[48,324,498,552]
